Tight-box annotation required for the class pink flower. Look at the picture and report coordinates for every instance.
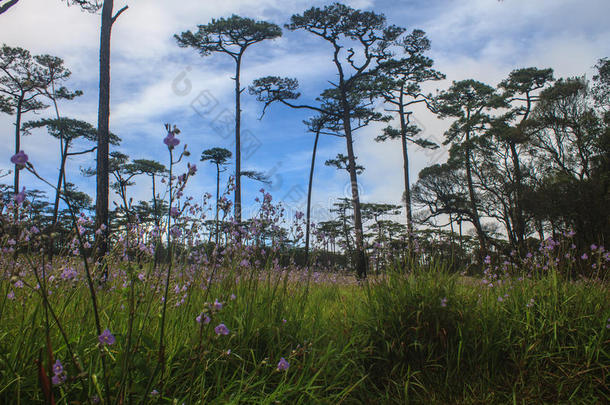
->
[10,150,28,168]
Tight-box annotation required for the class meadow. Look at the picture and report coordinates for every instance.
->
[1,236,608,404]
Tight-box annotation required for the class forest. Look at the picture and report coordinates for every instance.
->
[0,1,609,404]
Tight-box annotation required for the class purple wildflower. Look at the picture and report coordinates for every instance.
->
[163,131,180,149]
[196,313,210,324]
[213,299,223,311]
[188,163,197,175]
[52,359,63,375]
[277,357,290,371]
[51,373,66,385]
[214,323,229,336]
[14,187,26,205]
[98,329,116,345]
[440,297,448,307]
[7,291,15,300]
[10,150,28,167]
[170,207,180,218]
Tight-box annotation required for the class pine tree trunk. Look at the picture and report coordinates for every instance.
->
[95,0,114,260]
[234,56,242,225]
[342,108,367,279]
[305,129,320,267]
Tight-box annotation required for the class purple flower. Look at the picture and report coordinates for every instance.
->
[170,207,180,218]
[188,163,197,175]
[440,297,448,307]
[98,329,116,345]
[214,323,229,336]
[277,357,290,371]
[52,359,63,375]
[195,313,210,324]
[10,150,28,167]
[213,299,223,311]
[14,187,26,205]
[7,291,15,300]
[51,373,66,385]
[581,253,589,260]
[163,131,180,149]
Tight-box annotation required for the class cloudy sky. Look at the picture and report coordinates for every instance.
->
[1,0,609,223]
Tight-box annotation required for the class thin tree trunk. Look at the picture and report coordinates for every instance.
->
[13,97,23,194]
[398,101,413,246]
[95,0,114,260]
[509,141,525,251]
[464,129,487,255]
[234,55,242,225]
[305,128,320,268]
[52,141,70,226]
[215,163,220,246]
[342,108,367,278]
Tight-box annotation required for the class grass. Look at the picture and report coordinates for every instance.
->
[0,258,608,404]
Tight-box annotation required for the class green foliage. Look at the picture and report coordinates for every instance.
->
[1,260,608,403]
[175,15,281,58]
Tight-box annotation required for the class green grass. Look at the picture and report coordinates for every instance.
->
[0,261,608,404]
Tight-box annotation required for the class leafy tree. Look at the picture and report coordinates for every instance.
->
[176,15,282,225]
[412,159,471,228]
[522,76,608,244]
[200,147,232,245]
[491,67,554,251]
[22,118,115,229]
[325,153,365,174]
[433,79,507,255]
[129,159,167,229]
[0,45,51,194]
[251,3,402,277]
[375,29,445,242]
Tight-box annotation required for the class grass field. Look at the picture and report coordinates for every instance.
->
[1,256,608,404]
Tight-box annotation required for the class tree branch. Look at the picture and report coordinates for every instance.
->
[0,0,19,15]
[111,5,128,24]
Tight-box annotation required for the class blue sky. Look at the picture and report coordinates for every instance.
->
[1,0,609,224]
